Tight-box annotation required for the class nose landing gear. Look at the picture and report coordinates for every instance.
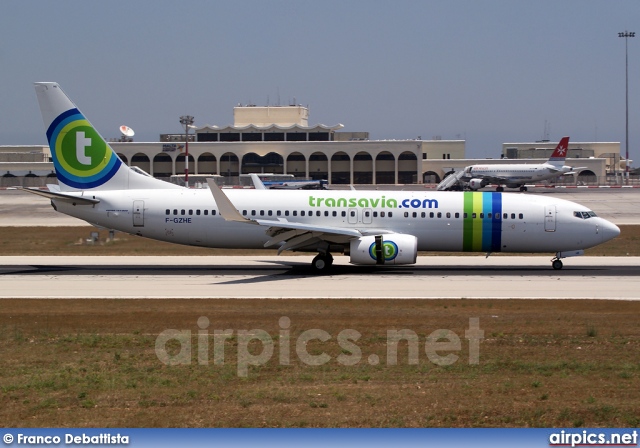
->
[551,250,584,270]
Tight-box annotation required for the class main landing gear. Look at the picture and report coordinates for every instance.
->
[312,252,334,272]
[551,258,563,270]
[519,186,528,192]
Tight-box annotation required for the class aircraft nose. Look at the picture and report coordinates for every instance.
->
[601,220,621,243]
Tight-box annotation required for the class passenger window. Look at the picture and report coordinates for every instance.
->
[212,210,217,216]
[373,211,378,218]
[404,212,409,218]
[350,211,356,217]
[388,212,393,218]
[472,213,476,219]
[301,211,306,217]
[332,211,337,217]
[519,213,524,219]
[463,213,468,219]
[365,211,370,217]
[260,210,265,216]
[430,212,435,218]
[189,210,193,215]
[285,211,289,216]
[446,212,451,218]
[268,210,273,216]
[173,209,178,215]
[324,211,329,217]
[277,211,281,216]
[437,212,442,218]
[412,212,417,218]
[242,210,247,215]
[293,211,297,216]
[421,212,426,218]
[165,209,170,215]
[181,210,186,216]
[487,213,492,219]
[251,210,256,216]
[196,210,201,216]
[480,213,484,219]
[511,213,516,219]
[317,211,321,217]
[204,210,208,216]
[342,211,346,217]
[380,211,385,218]
[455,213,460,218]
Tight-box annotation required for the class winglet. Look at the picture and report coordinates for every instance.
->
[249,173,267,190]
[548,136,570,163]
[206,178,257,224]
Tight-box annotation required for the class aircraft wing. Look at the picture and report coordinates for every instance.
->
[465,174,511,185]
[549,166,587,174]
[207,178,391,253]
[17,186,100,205]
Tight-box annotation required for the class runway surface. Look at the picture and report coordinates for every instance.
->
[1,256,638,300]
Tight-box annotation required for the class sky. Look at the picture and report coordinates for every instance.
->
[1,0,639,161]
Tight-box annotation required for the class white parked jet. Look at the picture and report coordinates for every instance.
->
[440,137,584,192]
[22,83,620,271]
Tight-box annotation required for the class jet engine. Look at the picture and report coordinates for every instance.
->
[468,178,486,190]
[349,234,417,265]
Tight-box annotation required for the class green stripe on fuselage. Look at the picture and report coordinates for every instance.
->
[463,192,474,251]
[463,192,491,252]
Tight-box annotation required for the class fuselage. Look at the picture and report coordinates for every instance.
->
[467,163,570,185]
[52,188,618,254]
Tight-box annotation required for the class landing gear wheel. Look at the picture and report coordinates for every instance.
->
[496,186,504,192]
[552,259,563,270]
[312,253,333,273]
[519,186,528,192]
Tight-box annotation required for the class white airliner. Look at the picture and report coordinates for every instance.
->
[22,83,620,271]
[247,174,327,190]
[440,137,585,192]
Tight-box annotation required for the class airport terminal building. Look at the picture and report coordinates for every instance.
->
[0,104,628,187]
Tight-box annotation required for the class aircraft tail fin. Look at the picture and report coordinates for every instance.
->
[548,136,570,164]
[34,82,181,192]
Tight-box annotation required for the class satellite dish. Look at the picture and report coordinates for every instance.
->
[119,125,135,137]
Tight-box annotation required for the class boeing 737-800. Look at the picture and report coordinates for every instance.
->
[439,137,585,192]
[22,83,620,271]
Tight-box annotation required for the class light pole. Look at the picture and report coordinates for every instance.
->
[619,31,635,179]
[179,115,195,187]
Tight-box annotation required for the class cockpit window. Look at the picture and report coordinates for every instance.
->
[574,211,598,219]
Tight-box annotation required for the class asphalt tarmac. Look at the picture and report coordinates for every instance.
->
[0,255,638,300]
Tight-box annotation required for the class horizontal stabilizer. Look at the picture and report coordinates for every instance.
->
[17,187,100,205]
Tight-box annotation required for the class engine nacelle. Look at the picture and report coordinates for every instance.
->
[468,178,485,190]
[349,234,417,265]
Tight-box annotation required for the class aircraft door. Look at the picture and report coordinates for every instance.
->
[348,208,358,224]
[363,208,373,224]
[133,200,145,227]
[544,205,556,232]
